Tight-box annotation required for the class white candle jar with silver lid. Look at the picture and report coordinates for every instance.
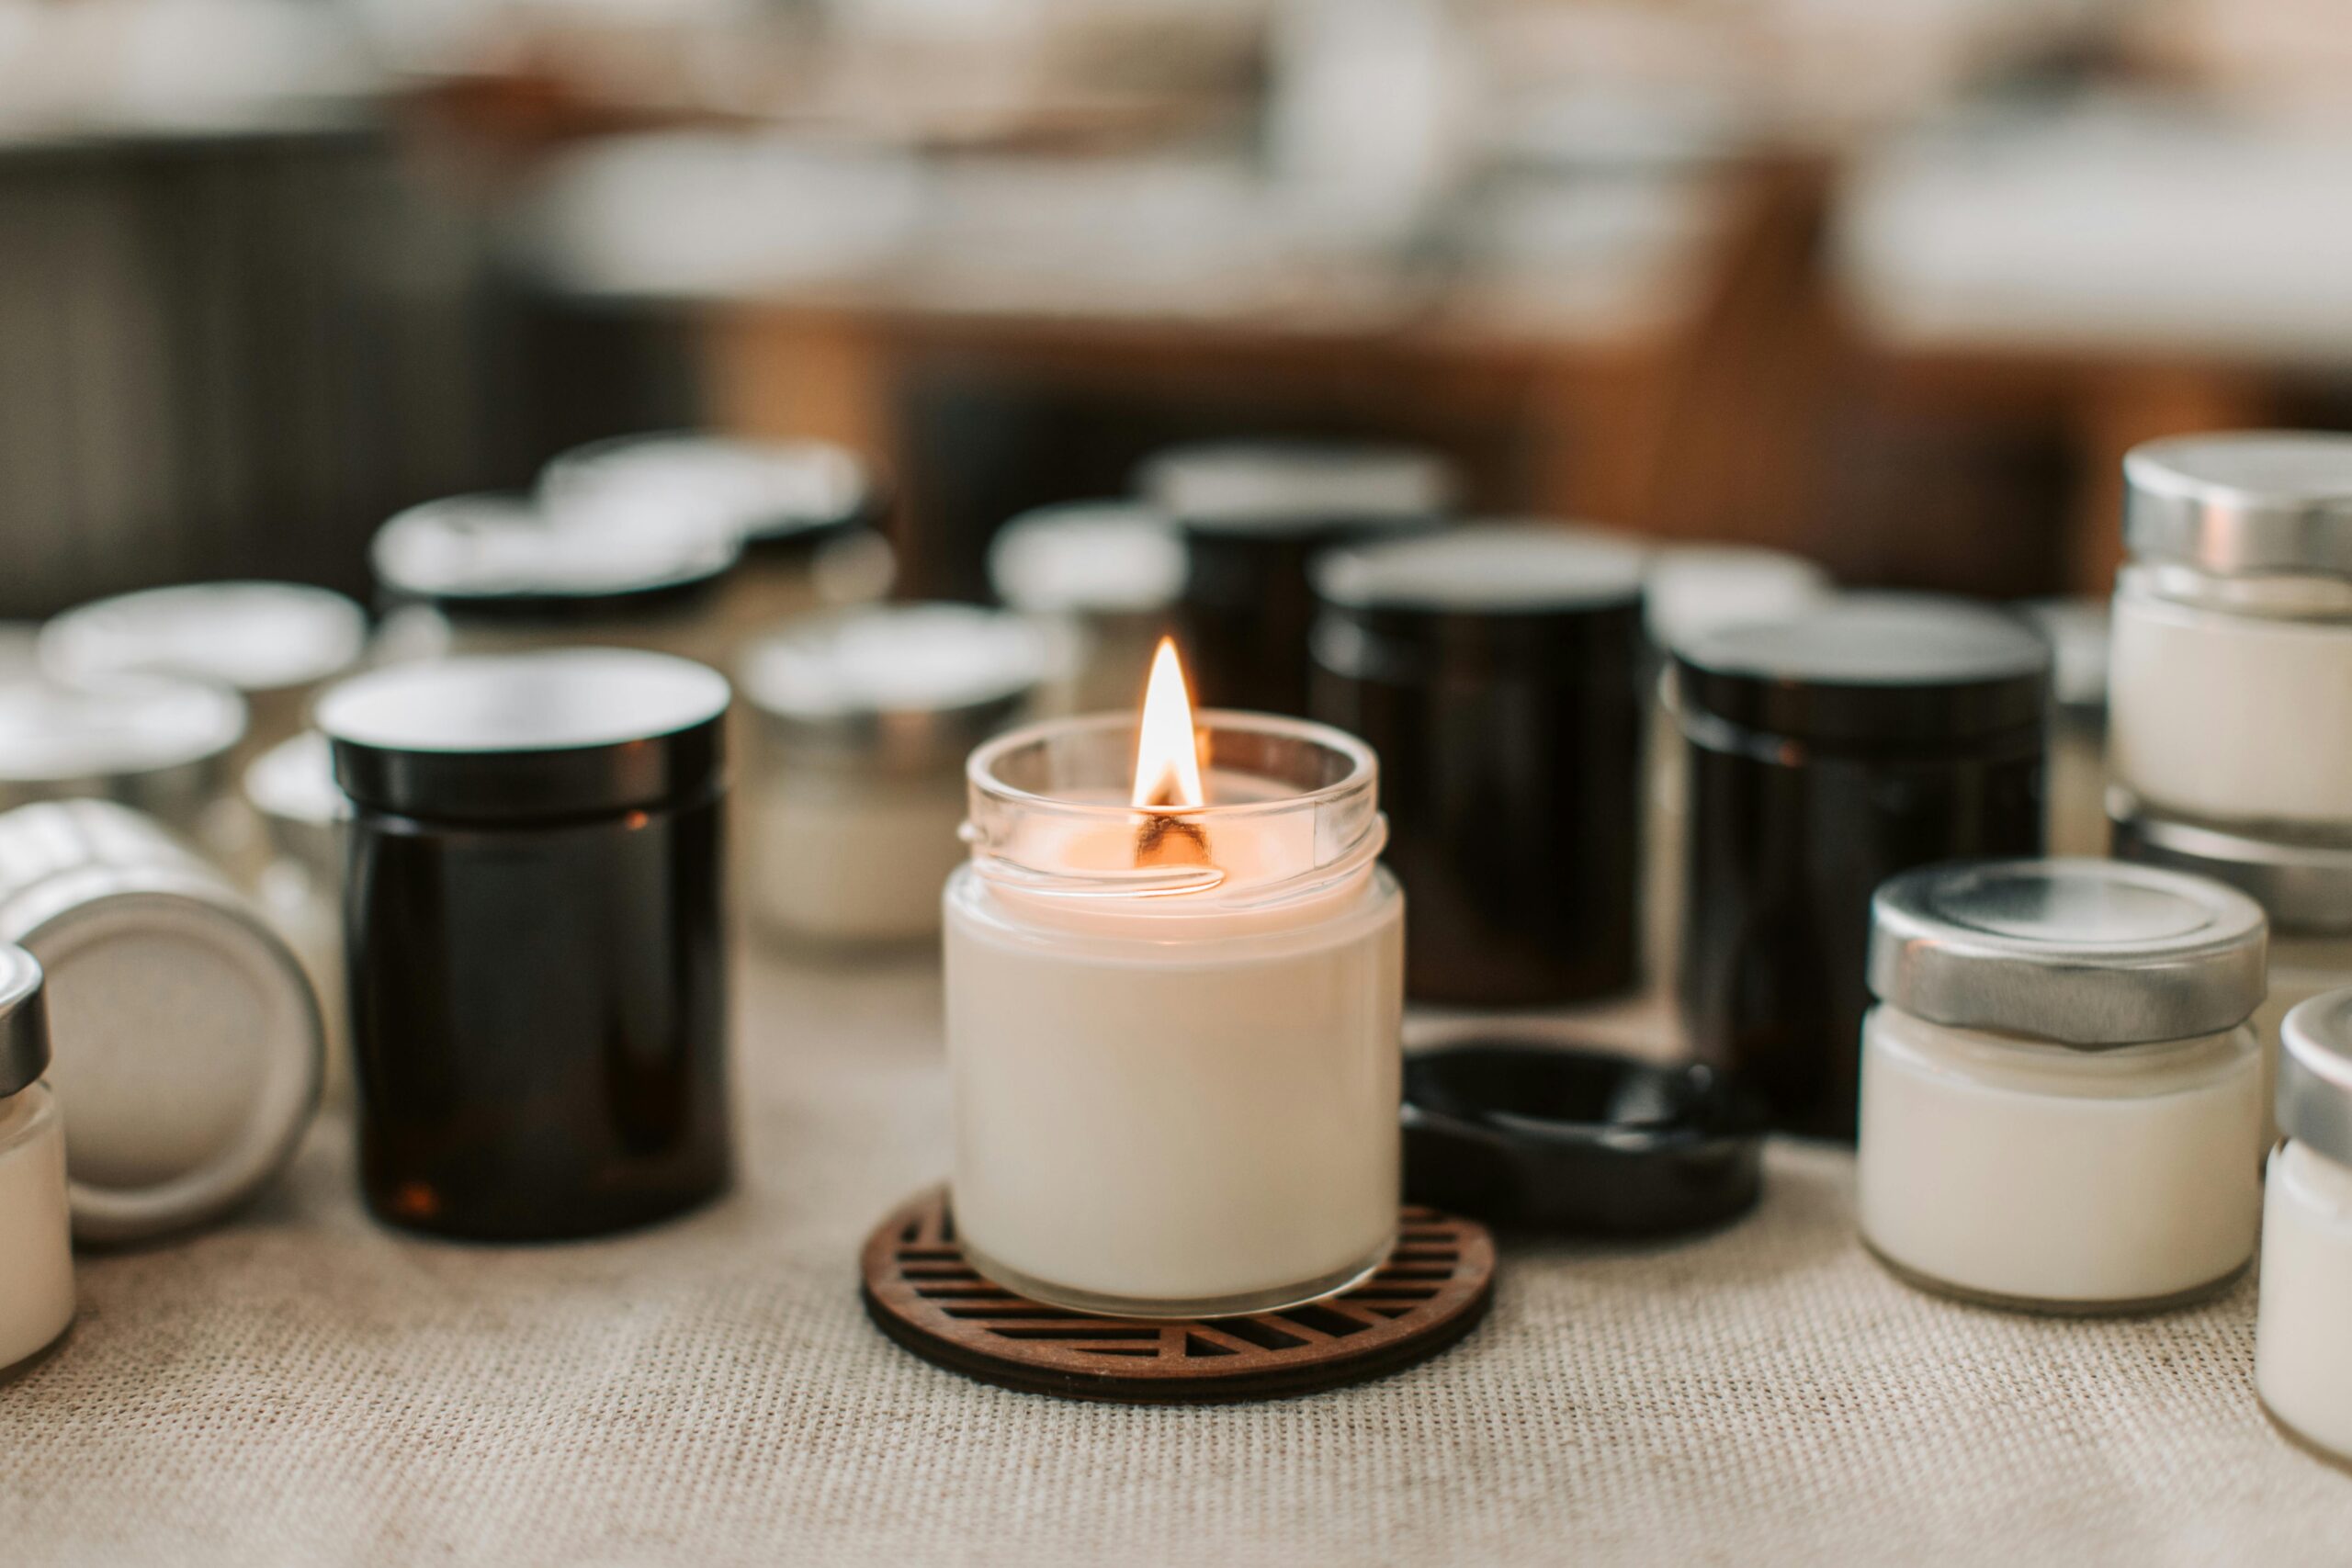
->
[0,800,322,1245]
[1858,857,2267,1313]
[2109,431,2352,833]
[988,500,1185,715]
[2112,792,2352,1156]
[371,492,741,668]
[0,945,74,1376]
[0,672,246,850]
[740,604,1054,945]
[2258,988,2352,1463]
[540,432,891,646]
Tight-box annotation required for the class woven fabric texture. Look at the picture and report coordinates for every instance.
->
[0,952,2343,1566]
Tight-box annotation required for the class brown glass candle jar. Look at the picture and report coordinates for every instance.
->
[1311,523,1649,1005]
[320,649,733,1241]
[1675,595,2049,1141]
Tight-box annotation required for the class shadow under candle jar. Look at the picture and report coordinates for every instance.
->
[945,705,1403,1318]
[320,649,733,1242]
[1310,522,1648,1006]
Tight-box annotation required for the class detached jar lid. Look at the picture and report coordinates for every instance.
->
[0,800,322,1244]
[40,581,368,697]
[320,649,730,822]
[1869,857,2268,1047]
[2124,431,2352,578]
[2279,988,2352,1167]
[2109,788,2352,936]
[988,501,1185,615]
[0,944,49,1100]
[741,604,1050,772]
[1674,592,2049,749]
[1138,442,1457,535]
[541,432,877,557]
[0,672,246,795]
[372,493,740,620]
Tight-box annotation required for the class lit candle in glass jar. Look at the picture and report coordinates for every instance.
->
[945,639,1404,1318]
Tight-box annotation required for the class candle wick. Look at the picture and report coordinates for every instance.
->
[1134,811,1210,869]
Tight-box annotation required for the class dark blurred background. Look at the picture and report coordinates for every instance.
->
[4,0,2349,621]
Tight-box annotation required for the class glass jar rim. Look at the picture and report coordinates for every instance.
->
[965,708,1376,817]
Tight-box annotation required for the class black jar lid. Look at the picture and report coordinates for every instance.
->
[1673,592,2050,750]
[318,649,730,822]
[1402,1041,1767,1235]
[1313,522,1647,677]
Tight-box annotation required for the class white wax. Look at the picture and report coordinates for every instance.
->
[2110,583,2352,828]
[1858,1006,2260,1308]
[945,865,1402,1310]
[752,773,967,943]
[0,1086,74,1371]
[2257,1141,2352,1460]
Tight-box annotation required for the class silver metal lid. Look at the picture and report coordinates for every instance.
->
[40,581,368,696]
[1869,857,2268,1046]
[740,604,1050,773]
[1138,442,1457,534]
[0,673,247,796]
[988,501,1185,615]
[2123,431,2352,578]
[0,944,48,1100]
[2279,988,2352,1167]
[243,732,348,881]
[373,493,740,606]
[0,799,322,1245]
[2108,788,2352,936]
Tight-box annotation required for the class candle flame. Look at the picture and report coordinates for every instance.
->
[1130,637,1205,811]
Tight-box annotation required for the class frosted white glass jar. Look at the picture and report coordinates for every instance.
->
[1858,858,2267,1312]
[0,946,73,1377]
[2256,989,2352,1463]
[2109,432,2352,832]
[947,711,1403,1317]
[741,605,1053,946]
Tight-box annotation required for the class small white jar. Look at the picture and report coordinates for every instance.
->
[0,946,73,1376]
[739,605,1053,946]
[1858,858,2267,1313]
[987,500,1185,715]
[2259,989,2352,1463]
[2109,432,2352,832]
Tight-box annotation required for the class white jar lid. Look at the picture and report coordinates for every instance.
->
[2281,988,2352,1167]
[40,581,368,696]
[373,493,740,610]
[0,672,245,793]
[0,800,322,1244]
[989,501,1185,615]
[1869,857,2267,1046]
[1137,442,1456,535]
[2124,431,2352,577]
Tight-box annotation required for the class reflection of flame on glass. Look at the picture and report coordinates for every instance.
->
[1130,637,1209,867]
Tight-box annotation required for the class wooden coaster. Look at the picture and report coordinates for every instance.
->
[860,1190,1494,1404]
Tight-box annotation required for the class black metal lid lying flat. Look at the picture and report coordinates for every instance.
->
[1402,1042,1766,1236]
[318,649,730,822]
[1673,592,2050,748]
[0,943,48,1100]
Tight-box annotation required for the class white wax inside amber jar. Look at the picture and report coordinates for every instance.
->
[1858,1005,2260,1309]
[2257,1140,2352,1459]
[0,1086,74,1371]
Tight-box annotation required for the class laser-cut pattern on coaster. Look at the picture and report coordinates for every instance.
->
[859,1190,1495,1404]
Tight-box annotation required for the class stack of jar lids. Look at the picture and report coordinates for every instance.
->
[740,605,1055,774]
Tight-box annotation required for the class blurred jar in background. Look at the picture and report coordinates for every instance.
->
[2019,598,2111,859]
[740,605,1054,948]
[1312,521,1649,1006]
[540,432,893,650]
[1139,442,1455,716]
[243,732,350,1104]
[988,500,1185,716]
[0,673,245,852]
[1643,546,1832,997]
[371,493,740,668]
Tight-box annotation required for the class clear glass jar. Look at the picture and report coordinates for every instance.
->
[2258,990,2352,1462]
[1857,859,2267,1312]
[2109,432,2352,834]
[0,947,71,1377]
[947,709,1402,1317]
